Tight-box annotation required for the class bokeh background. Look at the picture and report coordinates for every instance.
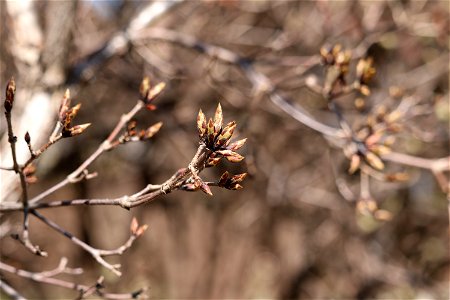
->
[1,1,449,299]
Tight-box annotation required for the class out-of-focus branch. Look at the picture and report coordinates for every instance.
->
[0,279,27,300]
[132,28,345,138]
[68,0,184,83]
[0,261,146,299]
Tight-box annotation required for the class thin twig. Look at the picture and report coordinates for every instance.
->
[31,210,123,276]
[0,261,146,299]
[29,101,144,205]
[0,279,27,300]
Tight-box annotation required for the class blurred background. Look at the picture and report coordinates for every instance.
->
[0,0,449,299]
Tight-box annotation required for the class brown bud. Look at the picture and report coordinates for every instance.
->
[59,89,71,122]
[216,121,236,148]
[139,76,151,100]
[365,151,384,170]
[207,118,215,145]
[146,82,165,102]
[213,103,223,133]
[356,57,376,84]
[348,154,361,174]
[4,78,16,112]
[218,171,230,187]
[135,224,148,237]
[227,138,247,151]
[144,122,163,139]
[130,217,139,234]
[69,123,91,137]
[356,199,378,215]
[215,150,244,163]
[197,109,207,138]
[127,120,137,135]
[360,85,371,96]
[200,182,213,196]
[206,157,221,167]
[24,132,31,144]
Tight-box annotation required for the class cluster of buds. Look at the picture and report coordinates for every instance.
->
[118,120,163,144]
[59,89,91,138]
[319,45,378,112]
[218,171,247,190]
[320,44,352,96]
[4,77,16,113]
[180,104,247,195]
[130,217,148,238]
[356,198,393,221]
[139,76,166,110]
[347,105,409,180]
[197,103,246,165]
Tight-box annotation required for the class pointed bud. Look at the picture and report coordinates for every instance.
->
[139,76,151,100]
[70,103,82,118]
[4,77,16,112]
[207,118,215,145]
[147,82,166,102]
[200,182,213,196]
[135,224,148,237]
[360,85,371,96]
[24,132,31,144]
[145,122,163,139]
[231,173,247,184]
[227,138,247,151]
[365,133,382,147]
[348,154,360,174]
[59,89,71,122]
[130,217,139,234]
[213,103,223,133]
[197,109,206,138]
[218,171,230,187]
[365,152,384,170]
[69,123,91,137]
[225,152,245,163]
[216,121,236,148]
[206,157,221,167]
